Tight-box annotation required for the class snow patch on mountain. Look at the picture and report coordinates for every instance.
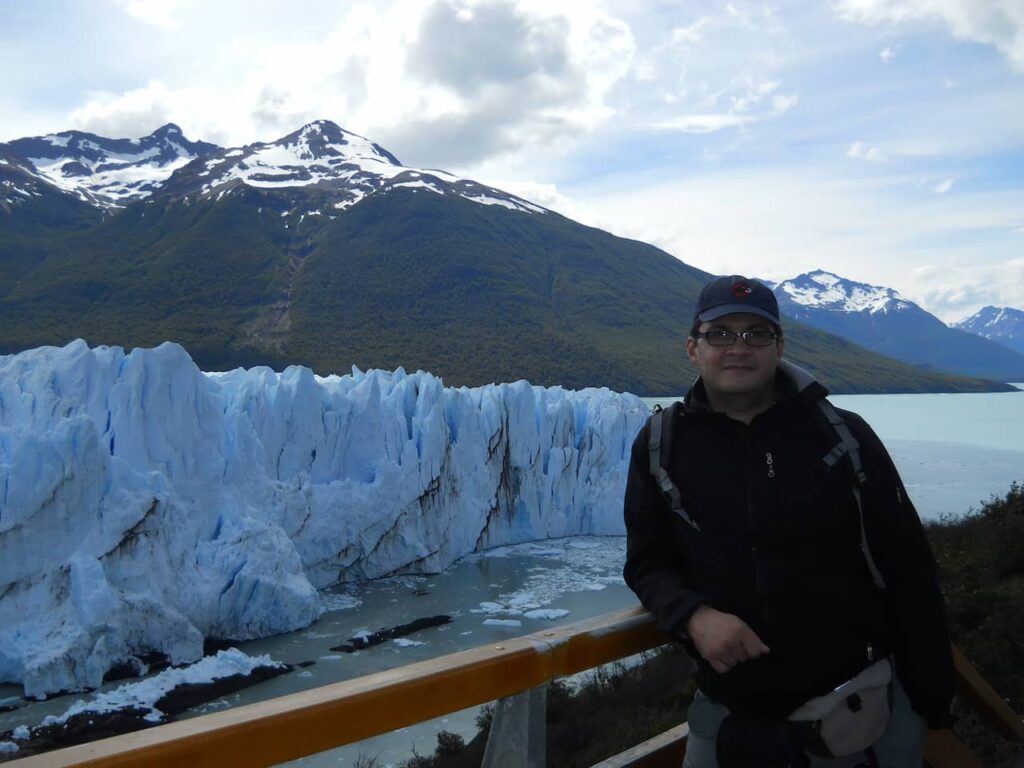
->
[777,270,915,314]
[190,121,546,216]
[0,341,646,697]
[1,120,547,217]
[0,155,63,210]
[27,150,191,205]
[2,124,217,208]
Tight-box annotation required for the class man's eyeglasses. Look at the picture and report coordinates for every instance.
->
[695,330,778,347]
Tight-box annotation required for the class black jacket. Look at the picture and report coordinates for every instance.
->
[623,362,954,726]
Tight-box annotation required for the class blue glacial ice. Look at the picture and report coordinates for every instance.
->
[0,340,648,697]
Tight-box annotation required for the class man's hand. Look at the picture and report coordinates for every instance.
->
[686,605,770,674]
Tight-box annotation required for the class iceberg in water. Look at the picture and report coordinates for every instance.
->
[0,340,648,697]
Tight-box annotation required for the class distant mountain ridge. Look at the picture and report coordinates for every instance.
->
[1,120,545,217]
[775,270,915,314]
[954,306,1024,358]
[771,270,1024,382]
[3,123,218,208]
[0,122,1015,394]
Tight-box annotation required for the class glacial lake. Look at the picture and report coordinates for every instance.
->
[2,387,1021,766]
[649,385,1024,521]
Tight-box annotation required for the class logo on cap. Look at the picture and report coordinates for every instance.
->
[731,281,752,298]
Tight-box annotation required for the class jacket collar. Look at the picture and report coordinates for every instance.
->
[684,359,830,414]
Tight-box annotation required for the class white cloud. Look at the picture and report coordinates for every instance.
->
[772,93,799,115]
[646,114,757,133]
[57,0,638,164]
[376,0,636,166]
[879,45,896,62]
[112,0,189,29]
[933,178,955,194]
[669,17,709,47]
[838,0,1024,72]
[488,179,602,225]
[911,258,1024,320]
[627,4,797,135]
[847,141,888,161]
[730,78,779,112]
[68,81,180,138]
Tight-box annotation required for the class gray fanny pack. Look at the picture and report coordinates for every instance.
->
[788,658,893,757]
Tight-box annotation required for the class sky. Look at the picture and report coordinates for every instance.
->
[2,0,1023,322]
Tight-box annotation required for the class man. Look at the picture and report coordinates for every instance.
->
[623,275,954,767]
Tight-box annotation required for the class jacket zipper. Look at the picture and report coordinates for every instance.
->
[744,434,764,600]
[754,452,775,598]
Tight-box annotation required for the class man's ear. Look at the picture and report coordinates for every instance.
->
[775,337,785,360]
[686,336,699,364]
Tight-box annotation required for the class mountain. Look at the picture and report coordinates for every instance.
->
[0,121,1014,394]
[773,271,1024,382]
[157,120,546,215]
[3,123,217,209]
[954,306,1024,358]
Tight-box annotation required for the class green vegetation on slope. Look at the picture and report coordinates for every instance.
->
[0,186,1013,393]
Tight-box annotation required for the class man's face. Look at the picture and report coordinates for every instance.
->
[686,313,784,400]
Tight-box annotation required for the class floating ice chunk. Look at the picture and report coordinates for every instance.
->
[392,638,426,647]
[471,602,507,615]
[319,592,362,614]
[507,593,540,610]
[483,619,522,628]
[524,609,570,620]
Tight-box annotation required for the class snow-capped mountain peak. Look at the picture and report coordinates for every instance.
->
[185,119,546,216]
[1,118,548,217]
[191,120,410,199]
[2,124,218,208]
[282,120,402,165]
[777,269,914,315]
[954,305,1024,356]
[770,271,1024,380]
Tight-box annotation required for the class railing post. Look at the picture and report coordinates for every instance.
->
[480,684,547,768]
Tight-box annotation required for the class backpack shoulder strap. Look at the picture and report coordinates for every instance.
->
[816,399,867,486]
[814,399,886,591]
[647,402,700,532]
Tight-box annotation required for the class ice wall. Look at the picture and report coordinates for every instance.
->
[0,340,648,697]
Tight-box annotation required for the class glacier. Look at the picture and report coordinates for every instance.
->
[0,340,647,697]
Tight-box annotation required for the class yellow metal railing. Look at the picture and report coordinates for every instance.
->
[5,607,1022,768]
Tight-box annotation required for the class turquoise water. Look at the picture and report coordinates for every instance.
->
[645,384,1024,451]
[830,387,1024,453]
[643,387,1024,520]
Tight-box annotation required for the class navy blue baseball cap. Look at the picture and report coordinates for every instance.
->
[694,275,780,326]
